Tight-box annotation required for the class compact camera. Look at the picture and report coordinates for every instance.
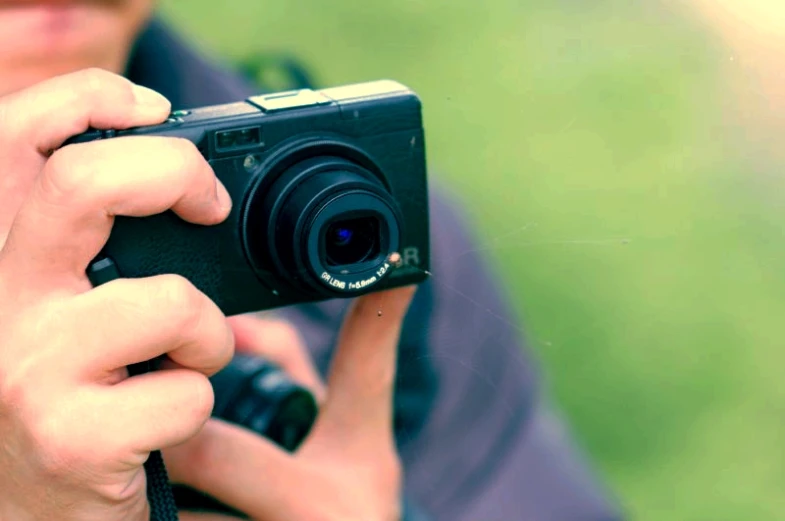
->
[67,79,431,315]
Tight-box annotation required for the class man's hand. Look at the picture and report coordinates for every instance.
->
[168,286,417,521]
[0,69,235,521]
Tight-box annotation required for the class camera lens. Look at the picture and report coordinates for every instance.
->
[209,354,318,450]
[324,218,380,266]
[245,153,402,297]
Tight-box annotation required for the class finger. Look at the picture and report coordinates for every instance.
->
[1,67,170,155]
[316,286,417,446]
[0,135,230,292]
[94,369,216,455]
[227,315,326,401]
[164,419,302,520]
[42,369,215,470]
[67,275,234,377]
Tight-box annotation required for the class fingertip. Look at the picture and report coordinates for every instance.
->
[201,179,233,226]
[131,85,170,109]
[215,179,233,213]
[165,148,232,227]
[128,84,172,124]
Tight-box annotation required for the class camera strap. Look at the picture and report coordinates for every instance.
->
[87,256,180,521]
[128,360,180,521]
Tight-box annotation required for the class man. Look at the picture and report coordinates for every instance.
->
[0,2,623,520]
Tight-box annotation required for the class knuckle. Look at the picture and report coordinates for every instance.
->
[0,369,31,423]
[78,68,132,103]
[169,136,199,157]
[27,410,82,477]
[166,138,204,183]
[92,473,146,507]
[67,69,136,126]
[0,362,33,412]
[0,311,62,410]
[0,84,30,132]
[79,67,113,90]
[153,274,205,329]
[166,137,199,166]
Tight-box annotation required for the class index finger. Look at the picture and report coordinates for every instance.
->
[1,67,170,155]
[0,136,229,295]
[316,286,417,446]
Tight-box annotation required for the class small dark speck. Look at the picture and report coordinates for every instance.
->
[377,310,383,317]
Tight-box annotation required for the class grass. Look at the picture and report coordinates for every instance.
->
[159,1,785,519]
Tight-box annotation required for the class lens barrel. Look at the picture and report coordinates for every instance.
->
[243,154,402,296]
[209,354,318,451]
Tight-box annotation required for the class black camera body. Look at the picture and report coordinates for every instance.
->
[68,79,430,315]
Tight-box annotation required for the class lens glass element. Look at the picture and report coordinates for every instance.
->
[324,217,380,267]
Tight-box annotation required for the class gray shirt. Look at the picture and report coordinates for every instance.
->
[127,18,625,521]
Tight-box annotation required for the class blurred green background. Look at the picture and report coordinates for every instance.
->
[160,1,785,519]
